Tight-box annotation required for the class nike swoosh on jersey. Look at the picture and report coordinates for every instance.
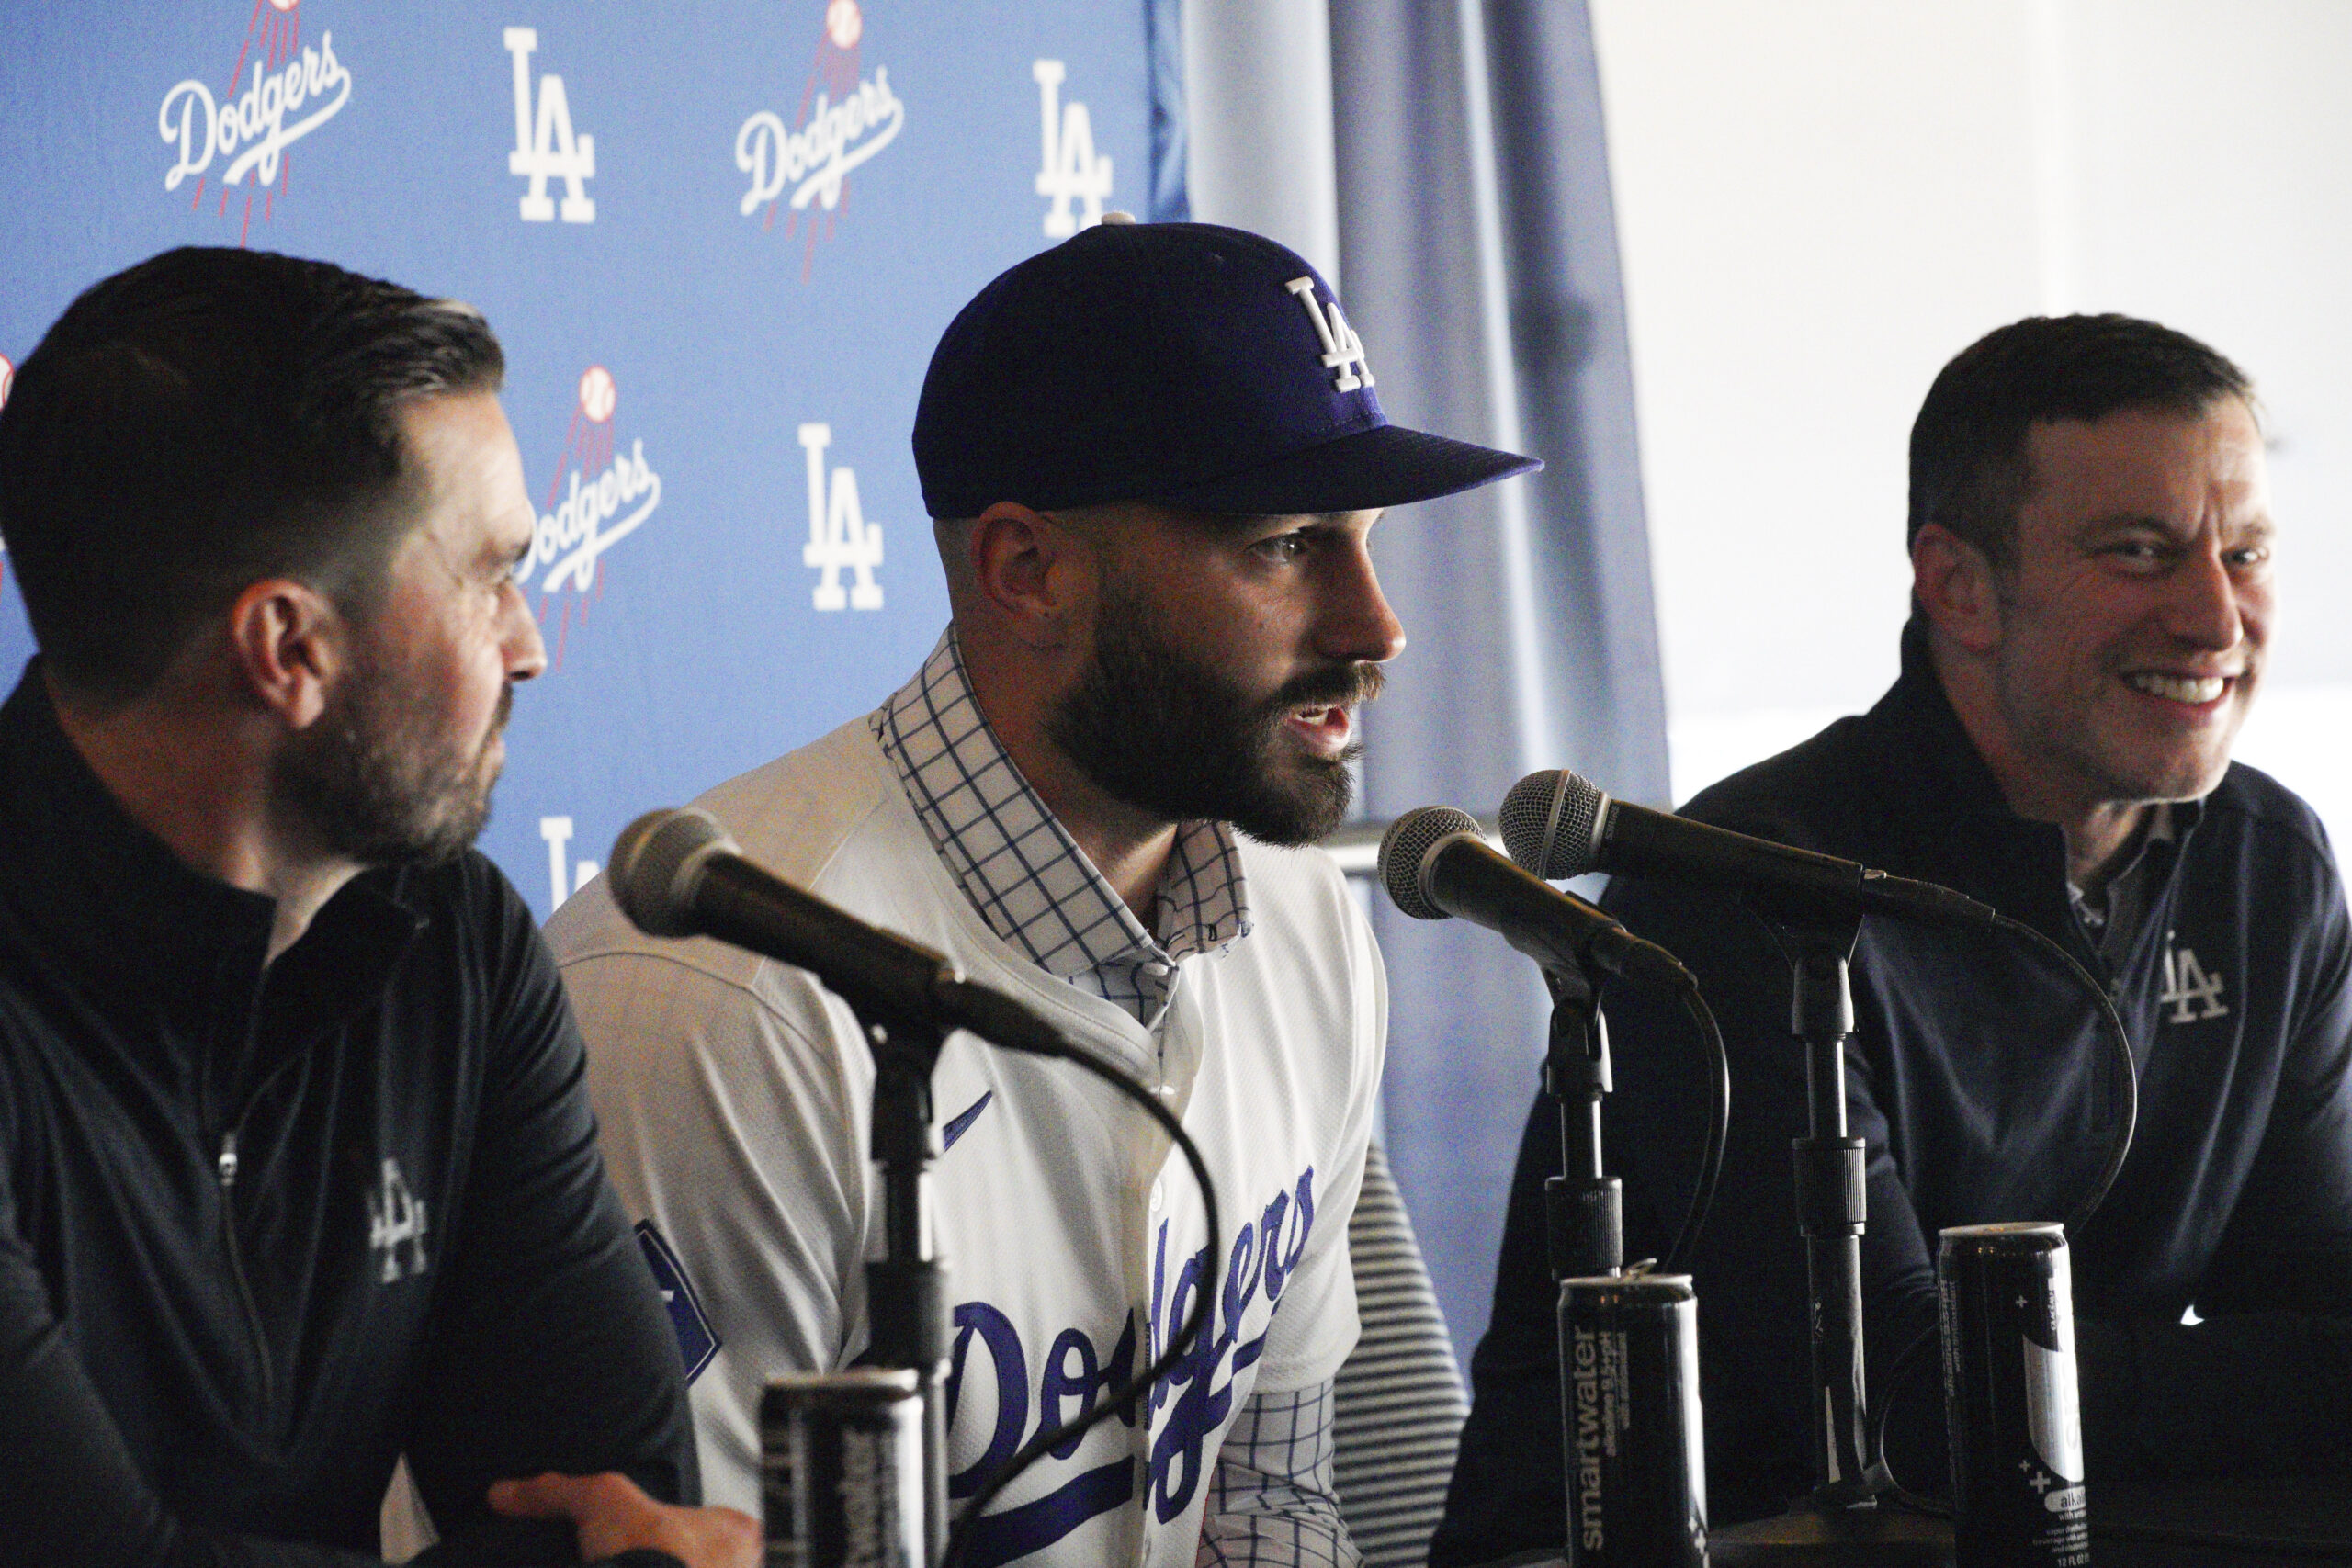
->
[943,1089,994,1152]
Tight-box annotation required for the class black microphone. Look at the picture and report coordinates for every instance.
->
[609,807,1064,1055]
[1376,806,1692,987]
[1498,769,1997,928]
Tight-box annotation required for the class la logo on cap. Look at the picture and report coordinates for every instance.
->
[1286,276,1375,392]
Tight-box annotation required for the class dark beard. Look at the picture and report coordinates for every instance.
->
[1046,581,1382,846]
[277,666,508,866]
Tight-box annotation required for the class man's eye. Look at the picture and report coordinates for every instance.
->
[1254,534,1309,563]
[2227,545,2272,569]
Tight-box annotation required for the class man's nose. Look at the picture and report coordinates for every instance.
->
[2165,543,2245,651]
[503,581,550,682]
[1316,539,1408,666]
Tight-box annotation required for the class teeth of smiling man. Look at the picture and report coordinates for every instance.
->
[2127,672,2228,704]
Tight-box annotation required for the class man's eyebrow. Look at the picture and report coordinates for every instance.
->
[482,527,532,570]
[2078,512,2181,535]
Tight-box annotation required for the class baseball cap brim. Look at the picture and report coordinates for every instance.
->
[1144,423,1541,515]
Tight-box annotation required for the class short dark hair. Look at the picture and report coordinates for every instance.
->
[1907,313,2253,568]
[0,247,504,705]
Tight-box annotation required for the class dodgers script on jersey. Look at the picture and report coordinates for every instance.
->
[549,716,1385,1568]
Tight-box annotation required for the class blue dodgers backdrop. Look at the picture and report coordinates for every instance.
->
[0,0,1147,916]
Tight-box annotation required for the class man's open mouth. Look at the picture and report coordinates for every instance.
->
[1283,704,1354,753]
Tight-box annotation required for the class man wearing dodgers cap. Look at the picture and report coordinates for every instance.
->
[552,217,1536,1566]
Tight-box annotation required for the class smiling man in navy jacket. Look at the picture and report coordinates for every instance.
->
[1435,314,2352,1561]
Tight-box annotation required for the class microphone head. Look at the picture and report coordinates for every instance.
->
[1500,769,1607,879]
[609,807,740,939]
[1377,806,1483,920]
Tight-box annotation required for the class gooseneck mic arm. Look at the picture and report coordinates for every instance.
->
[1374,806,1691,987]
[611,807,1067,1055]
[1501,767,1998,929]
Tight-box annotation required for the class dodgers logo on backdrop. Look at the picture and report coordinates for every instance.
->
[537,816,601,916]
[1033,61,1114,237]
[1286,277,1375,392]
[735,1,906,280]
[157,0,352,243]
[525,366,663,669]
[798,423,883,611]
[503,28,595,222]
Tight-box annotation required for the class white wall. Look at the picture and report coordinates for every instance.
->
[1589,0,2352,845]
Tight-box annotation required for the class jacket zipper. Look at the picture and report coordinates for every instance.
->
[216,1127,277,1414]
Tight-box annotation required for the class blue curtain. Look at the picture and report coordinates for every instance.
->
[1332,0,1668,1364]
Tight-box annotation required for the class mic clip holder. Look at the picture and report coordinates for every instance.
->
[855,1009,954,1567]
[1542,963,1623,1282]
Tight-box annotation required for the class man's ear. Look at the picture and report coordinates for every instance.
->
[967,501,1096,651]
[1911,522,2004,655]
[225,578,347,730]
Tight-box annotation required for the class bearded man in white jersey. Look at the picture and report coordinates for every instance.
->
[548,217,1538,1567]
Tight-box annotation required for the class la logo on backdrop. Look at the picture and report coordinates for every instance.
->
[503,27,596,223]
[734,0,905,278]
[524,365,662,671]
[1032,61,1113,236]
[156,0,353,244]
[797,422,883,612]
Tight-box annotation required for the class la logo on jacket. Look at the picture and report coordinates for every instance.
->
[2159,933,2229,1024]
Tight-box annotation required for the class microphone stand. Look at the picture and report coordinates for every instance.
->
[1542,958,1638,1567]
[1543,964,1622,1281]
[858,1012,953,1567]
[1711,909,1950,1565]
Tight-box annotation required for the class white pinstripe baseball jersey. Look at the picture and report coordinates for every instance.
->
[550,637,1385,1568]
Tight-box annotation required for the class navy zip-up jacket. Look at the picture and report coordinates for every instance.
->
[1434,626,2352,1562]
[0,665,699,1565]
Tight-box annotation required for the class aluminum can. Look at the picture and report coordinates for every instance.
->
[761,1368,923,1568]
[1557,1272,1707,1567]
[1938,1223,2090,1568]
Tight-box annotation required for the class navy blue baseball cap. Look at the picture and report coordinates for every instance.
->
[913,219,1540,518]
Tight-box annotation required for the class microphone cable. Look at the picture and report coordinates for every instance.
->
[1660,970,1732,1276]
[936,1027,1220,1568]
[1869,910,2140,1518]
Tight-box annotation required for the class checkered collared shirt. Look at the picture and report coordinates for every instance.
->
[871,628,1250,1027]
